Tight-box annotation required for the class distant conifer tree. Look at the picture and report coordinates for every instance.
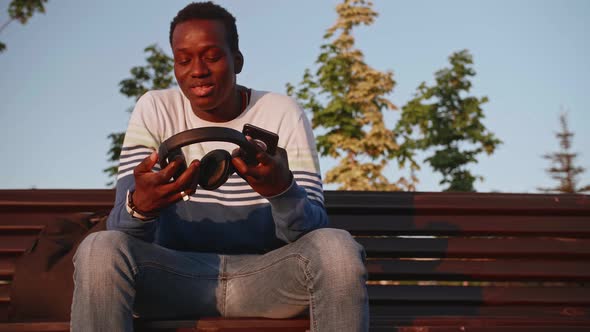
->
[539,112,590,193]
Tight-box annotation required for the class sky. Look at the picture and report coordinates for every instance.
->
[0,0,589,193]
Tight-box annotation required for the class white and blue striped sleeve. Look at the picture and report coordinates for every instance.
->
[267,104,329,243]
[107,92,162,241]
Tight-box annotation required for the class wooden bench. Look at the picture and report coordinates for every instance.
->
[0,189,589,331]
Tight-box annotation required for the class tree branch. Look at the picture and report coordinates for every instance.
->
[0,18,16,34]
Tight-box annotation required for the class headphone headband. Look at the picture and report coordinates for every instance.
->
[158,127,256,169]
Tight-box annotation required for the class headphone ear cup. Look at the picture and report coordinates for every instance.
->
[199,150,234,190]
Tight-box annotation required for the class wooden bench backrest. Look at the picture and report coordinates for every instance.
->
[0,190,114,321]
[1,189,589,328]
[327,191,590,328]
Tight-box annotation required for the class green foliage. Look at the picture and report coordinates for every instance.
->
[539,113,590,193]
[104,44,175,185]
[1,0,48,53]
[118,45,176,97]
[8,0,47,23]
[287,0,417,191]
[397,50,501,192]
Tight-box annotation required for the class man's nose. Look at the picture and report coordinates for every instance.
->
[190,58,210,77]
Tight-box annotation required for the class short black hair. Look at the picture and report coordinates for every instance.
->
[169,1,239,53]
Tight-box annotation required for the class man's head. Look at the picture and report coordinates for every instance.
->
[170,2,244,121]
[169,2,239,54]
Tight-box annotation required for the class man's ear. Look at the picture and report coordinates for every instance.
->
[234,51,244,74]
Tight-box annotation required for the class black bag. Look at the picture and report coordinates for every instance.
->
[9,212,108,321]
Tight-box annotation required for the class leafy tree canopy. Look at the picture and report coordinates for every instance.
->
[287,0,416,191]
[104,44,175,185]
[1,0,48,53]
[396,50,501,192]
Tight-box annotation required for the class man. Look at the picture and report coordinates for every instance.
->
[71,2,368,331]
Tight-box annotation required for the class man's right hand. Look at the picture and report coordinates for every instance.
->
[131,150,200,215]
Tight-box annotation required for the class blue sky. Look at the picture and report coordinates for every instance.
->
[0,0,588,192]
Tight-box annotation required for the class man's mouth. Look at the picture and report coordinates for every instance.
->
[190,84,215,97]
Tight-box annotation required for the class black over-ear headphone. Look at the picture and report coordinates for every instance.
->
[158,127,258,190]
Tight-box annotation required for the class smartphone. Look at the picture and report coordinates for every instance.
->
[242,124,279,155]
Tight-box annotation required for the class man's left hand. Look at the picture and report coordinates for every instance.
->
[231,138,292,197]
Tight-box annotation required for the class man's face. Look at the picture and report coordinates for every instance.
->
[172,19,241,118]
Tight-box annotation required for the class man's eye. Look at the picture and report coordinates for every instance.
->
[204,56,221,62]
[177,59,191,65]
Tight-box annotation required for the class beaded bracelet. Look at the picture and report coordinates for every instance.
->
[126,190,159,221]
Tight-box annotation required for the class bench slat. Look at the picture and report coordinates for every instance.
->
[2,257,588,286]
[2,258,588,299]
[3,282,588,306]
[366,258,590,281]
[326,191,590,214]
[0,212,87,227]
[358,237,590,258]
[0,322,70,332]
[4,316,590,332]
[370,328,590,332]
[0,260,14,280]
[1,322,590,332]
[0,190,114,211]
[331,215,590,237]
[368,285,590,305]
[5,316,588,332]
[2,213,590,237]
[371,316,590,325]
[0,236,37,254]
[10,233,589,259]
[0,284,8,303]
[0,226,44,235]
[369,304,590,319]
[2,190,589,215]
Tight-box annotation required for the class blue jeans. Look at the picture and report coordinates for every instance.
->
[71,228,369,332]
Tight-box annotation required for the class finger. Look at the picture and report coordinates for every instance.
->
[170,175,198,203]
[231,147,245,159]
[233,147,259,167]
[187,160,201,193]
[163,159,200,193]
[166,189,191,205]
[255,150,273,165]
[245,136,267,153]
[134,150,158,175]
[231,155,264,180]
[162,162,200,204]
[231,154,249,175]
[158,155,186,181]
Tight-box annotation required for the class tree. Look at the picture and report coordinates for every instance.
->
[396,50,501,192]
[1,0,48,53]
[104,44,175,185]
[538,112,590,193]
[287,0,416,191]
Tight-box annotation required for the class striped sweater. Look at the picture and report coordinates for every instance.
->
[107,88,328,254]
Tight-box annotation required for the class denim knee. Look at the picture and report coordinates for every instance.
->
[298,228,367,286]
[73,230,137,284]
